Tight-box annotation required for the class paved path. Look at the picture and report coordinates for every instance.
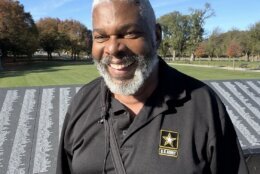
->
[0,80,259,174]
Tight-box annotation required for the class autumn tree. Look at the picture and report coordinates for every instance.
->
[227,41,242,57]
[226,41,242,69]
[36,18,61,60]
[195,43,207,58]
[188,3,214,61]
[59,20,90,60]
[0,0,38,68]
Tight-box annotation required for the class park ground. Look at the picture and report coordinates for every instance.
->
[0,57,260,88]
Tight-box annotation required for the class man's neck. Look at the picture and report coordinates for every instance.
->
[113,64,159,116]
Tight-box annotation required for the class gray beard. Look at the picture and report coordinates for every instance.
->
[94,54,158,95]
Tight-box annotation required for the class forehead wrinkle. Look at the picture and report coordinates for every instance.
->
[93,3,144,34]
[93,23,142,33]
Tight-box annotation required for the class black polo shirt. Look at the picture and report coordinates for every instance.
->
[110,97,133,146]
[57,58,248,174]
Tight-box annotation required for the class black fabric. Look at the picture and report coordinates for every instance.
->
[105,117,127,174]
[56,58,248,174]
[110,98,133,146]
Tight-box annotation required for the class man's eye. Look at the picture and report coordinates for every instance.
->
[94,35,108,42]
[125,32,140,39]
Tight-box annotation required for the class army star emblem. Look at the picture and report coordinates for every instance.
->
[159,130,179,158]
[163,133,176,147]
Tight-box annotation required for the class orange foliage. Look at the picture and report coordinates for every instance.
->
[195,43,207,58]
[226,42,242,57]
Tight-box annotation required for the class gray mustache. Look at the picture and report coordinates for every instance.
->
[101,56,139,65]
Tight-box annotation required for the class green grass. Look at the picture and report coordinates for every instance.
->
[0,61,259,88]
[171,64,260,80]
[0,61,99,88]
[167,59,260,69]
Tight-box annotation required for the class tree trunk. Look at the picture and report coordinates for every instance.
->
[172,50,176,61]
[190,53,195,62]
[209,55,213,61]
[245,52,249,62]
[233,57,235,70]
[48,52,52,60]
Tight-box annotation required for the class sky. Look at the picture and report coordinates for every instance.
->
[19,0,260,36]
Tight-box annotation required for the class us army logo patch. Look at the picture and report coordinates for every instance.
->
[159,130,179,158]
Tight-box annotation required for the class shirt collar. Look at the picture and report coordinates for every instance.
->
[110,97,127,116]
[155,57,187,103]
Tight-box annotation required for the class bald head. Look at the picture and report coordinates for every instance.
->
[92,0,156,33]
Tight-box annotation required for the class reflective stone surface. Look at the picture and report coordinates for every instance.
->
[0,80,259,174]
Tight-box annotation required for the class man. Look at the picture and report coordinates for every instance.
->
[57,0,248,173]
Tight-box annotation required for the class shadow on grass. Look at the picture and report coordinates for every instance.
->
[0,59,94,78]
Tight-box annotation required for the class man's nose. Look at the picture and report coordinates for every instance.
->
[105,37,125,57]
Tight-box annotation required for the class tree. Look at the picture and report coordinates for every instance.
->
[158,12,190,60]
[37,18,91,60]
[0,0,38,68]
[59,20,90,60]
[85,29,93,56]
[239,31,251,61]
[227,42,242,57]
[226,41,242,69]
[188,3,215,61]
[195,43,207,58]
[205,27,223,59]
[157,3,214,61]
[249,22,260,60]
[37,18,61,60]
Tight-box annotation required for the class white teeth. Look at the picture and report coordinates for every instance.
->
[110,61,134,70]
[110,64,125,70]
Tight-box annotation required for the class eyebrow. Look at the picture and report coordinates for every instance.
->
[93,23,142,33]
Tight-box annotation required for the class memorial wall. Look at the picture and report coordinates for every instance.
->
[0,80,259,174]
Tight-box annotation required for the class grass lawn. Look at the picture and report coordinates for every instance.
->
[171,64,260,80]
[0,61,259,88]
[168,59,260,69]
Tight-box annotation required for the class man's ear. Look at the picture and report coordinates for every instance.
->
[155,23,162,49]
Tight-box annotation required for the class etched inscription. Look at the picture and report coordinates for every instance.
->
[211,82,260,146]
[33,88,55,173]
[0,90,19,168]
[0,82,258,173]
[235,81,260,107]
[226,106,259,147]
[224,82,260,120]
[7,89,37,174]
[59,88,71,140]
[247,81,260,95]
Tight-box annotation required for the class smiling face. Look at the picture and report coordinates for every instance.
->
[92,0,160,95]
